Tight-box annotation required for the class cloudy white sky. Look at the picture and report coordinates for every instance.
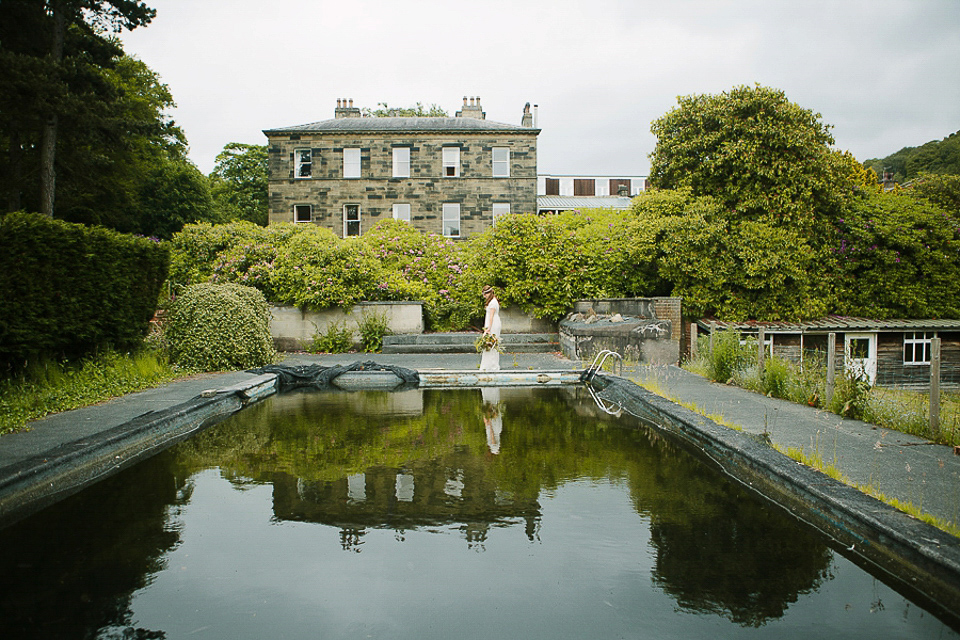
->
[119,0,960,177]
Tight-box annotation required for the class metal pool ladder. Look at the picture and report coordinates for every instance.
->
[582,350,624,416]
[582,349,623,382]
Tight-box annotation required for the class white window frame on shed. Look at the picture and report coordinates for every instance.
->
[492,147,510,177]
[295,149,312,178]
[903,331,933,365]
[392,203,411,222]
[343,148,361,178]
[293,204,312,223]
[393,147,411,178]
[442,146,460,177]
[343,204,361,237]
[492,202,510,225]
[442,203,460,237]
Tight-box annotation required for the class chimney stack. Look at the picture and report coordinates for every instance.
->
[335,97,361,118]
[521,102,533,127]
[456,95,485,119]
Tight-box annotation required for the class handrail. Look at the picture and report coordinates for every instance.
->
[581,349,623,382]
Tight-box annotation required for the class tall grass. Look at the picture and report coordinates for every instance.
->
[0,350,183,435]
[688,330,960,446]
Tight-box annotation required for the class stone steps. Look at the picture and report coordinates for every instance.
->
[382,332,560,354]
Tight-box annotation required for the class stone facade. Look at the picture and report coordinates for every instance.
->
[263,98,539,239]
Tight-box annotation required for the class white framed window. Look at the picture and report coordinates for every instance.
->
[295,149,312,178]
[442,146,460,177]
[492,202,510,225]
[294,204,312,223]
[393,147,410,178]
[343,148,361,178]
[492,147,510,177]
[904,332,932,365]
[343,204,361,236]
[442,203,460,237]
[392,203,411,222]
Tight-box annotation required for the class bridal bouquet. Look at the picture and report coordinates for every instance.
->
[474,332,503,353]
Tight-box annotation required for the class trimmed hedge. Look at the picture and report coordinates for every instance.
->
[0,212,169,371]
[165,283,276,371]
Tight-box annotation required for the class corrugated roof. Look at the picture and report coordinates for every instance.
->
[698,315,960,333]
[263,117,538,135]
[537,195,634,210]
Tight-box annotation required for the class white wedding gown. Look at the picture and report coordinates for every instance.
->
[479,298,501,371]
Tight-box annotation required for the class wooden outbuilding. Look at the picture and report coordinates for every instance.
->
[696,316,960,389]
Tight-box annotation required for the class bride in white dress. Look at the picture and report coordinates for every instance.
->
[479,285,501,371]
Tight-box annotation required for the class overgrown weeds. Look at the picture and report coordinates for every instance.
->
[310,321,354,354]
[688,329,960,446]
[0,350,183,435]
[357,311,390,353]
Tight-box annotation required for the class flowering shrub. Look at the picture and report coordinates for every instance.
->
[272,228,383,309]
[828,191,960,318]
[361,219,476,329]
[467,210,661,321]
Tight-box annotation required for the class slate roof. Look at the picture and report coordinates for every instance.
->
[698,315,960,333]
[263,117,539,135]
[537,195,634,211]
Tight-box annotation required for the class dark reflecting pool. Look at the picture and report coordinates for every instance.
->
[1,387,956,639]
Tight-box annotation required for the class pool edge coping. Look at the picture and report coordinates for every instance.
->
[593,373,960,622]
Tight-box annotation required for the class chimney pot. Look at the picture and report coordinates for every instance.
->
[349,98,353,108]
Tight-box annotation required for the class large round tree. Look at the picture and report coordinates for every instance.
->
[645,85,875,320]
[649,84,848,233]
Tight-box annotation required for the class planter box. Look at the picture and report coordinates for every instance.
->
[270,302,424,351]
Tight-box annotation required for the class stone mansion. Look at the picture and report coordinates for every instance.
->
[263,97,540,239]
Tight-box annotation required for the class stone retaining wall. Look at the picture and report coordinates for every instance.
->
[270,303,556,351]
[270,302,424,351]
[561,297,681,365]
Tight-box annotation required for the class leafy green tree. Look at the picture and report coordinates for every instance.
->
[361,102,449,117]
[209,143,268,225]
[136,159,217,239]
[629,189,828,320]
[0,0,155,216]
[649,85,848,233]
[1,10,214,238]
[906,172,960,214]
[829,190,960,318]
[56,54,203,234]
[865,131,960,182]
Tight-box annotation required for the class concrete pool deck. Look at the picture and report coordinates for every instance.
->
[1,351,959,614]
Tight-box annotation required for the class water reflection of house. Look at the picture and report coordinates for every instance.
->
[271,464,542,550]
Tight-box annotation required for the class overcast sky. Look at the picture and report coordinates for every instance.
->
[119,0,960,177]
